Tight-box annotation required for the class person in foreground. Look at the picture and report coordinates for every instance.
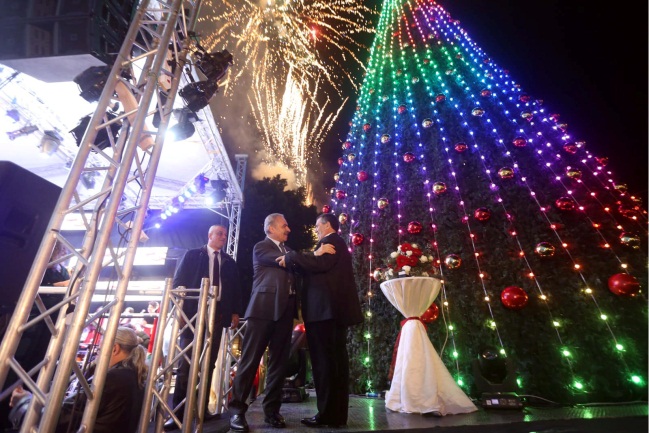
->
[278,212,363,428]
[166,224,243,430]
[229,213,333,432]
[9,326,148,433]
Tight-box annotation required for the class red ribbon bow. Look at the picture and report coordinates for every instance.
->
[388,316,428,381]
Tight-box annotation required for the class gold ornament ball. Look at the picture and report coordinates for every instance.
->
[380,134,391,144]
[471,107,485,117]
[422,118,433,128]
[619,232,641,249]
[338,213,349,225]
[347,153,356,162]
[566,168,582,179]
[498,167,515,179]
[377,197,389,209]
[432,182,447,194]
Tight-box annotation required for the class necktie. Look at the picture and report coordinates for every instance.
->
[212,251,220,287]
[279,242,286,253]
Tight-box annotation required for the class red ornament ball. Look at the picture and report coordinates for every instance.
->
[535,242,556,257]
[595,157,608,166]
[357,170,368,182]
[342,141,352,150]
[563,143,578,154]
[351,233,364,246]
[480,89,492,97]
[454,142,468,152]
[321,205,331,213]
[555,197,575,211]
[501,286,529,310]
[363,123,371,132]
[398,105,407,114]
[512,137,526,147]
[498,167,515,179]
[432,182,447,195]
[444,254,462,269]
[420,303,440,324]
[549,113,560,122]
[380,134,391,144]
[474,207,491,222]
[519,94,531,103]
[335,190,347,200]
[435,94,446,103]
[618,204,638,219]
[403,152,416,163]
[377,197,389,209]
[608,273,640,296]
[337,157,344,166]
[407,221,423,234]
[471,107,485,117]
[338,213,349,225]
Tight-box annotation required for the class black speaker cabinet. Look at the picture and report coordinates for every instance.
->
[0,161,61,311]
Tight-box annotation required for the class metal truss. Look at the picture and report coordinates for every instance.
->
[0,1,243,432]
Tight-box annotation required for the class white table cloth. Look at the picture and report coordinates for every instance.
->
[380,277,477,415]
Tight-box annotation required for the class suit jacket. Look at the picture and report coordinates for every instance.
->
[245,237,298,321]
[284,232,363,326]
[173,245,243,329]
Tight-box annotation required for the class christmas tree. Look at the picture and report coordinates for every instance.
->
[330,0,647,403]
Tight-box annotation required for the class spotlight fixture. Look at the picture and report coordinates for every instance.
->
[40,130,63,156]
[206,179,228,205]
[70,111,122,150]
[179,79,218,112]
[73,65,112,103]
[195,48,233,82]
[472,346,523,410]
[168,108,198,142]
[7,124,38,140]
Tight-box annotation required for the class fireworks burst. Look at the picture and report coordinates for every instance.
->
[196,0,376,191]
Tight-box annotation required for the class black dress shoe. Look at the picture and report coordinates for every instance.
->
[163,418,180,431]
[264,413,287,428]
[229,414,249,432]
[302,414,340,428]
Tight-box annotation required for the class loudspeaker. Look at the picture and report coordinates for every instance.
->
[0,161,61,311]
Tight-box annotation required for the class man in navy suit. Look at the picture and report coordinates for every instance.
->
[165,224,243,430]
[279,212,363,428]
[228,213,332,432]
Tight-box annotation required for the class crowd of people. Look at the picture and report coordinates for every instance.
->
[7,212,363,433]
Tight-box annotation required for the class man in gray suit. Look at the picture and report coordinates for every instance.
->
[228,214,332,432]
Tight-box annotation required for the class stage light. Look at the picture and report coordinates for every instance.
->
[167,108,198,142]
[210,179,228,203]
[179,80,218,112]
[73,65,112,103]
[40,130,63,156]
[70,111,122,150]
[195,48,233,82]
[472,346,523,409]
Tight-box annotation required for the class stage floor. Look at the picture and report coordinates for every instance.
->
[168,390,648,433]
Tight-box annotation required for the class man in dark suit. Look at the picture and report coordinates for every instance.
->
[228,213,299,432]
[165,224,243,430]
[279,213,363,428]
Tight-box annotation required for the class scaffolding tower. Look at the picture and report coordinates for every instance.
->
[0,1,243,432]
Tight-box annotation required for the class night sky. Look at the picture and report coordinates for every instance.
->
[318,0,647,206]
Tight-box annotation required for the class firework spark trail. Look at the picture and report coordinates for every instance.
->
[197,1,375,190]
[251,67,348,186]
